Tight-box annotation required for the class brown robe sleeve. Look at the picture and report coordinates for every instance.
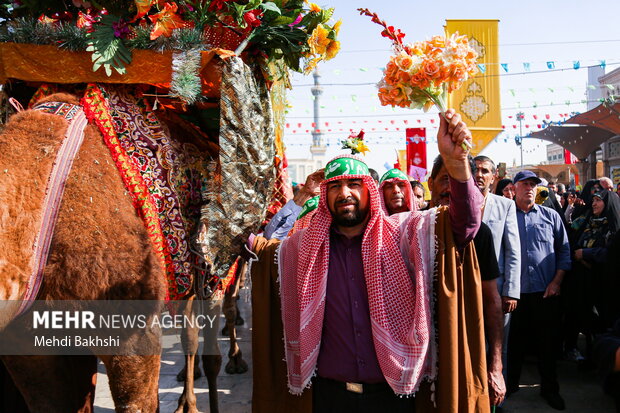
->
[251,236,312,413]
[417,207,490,413]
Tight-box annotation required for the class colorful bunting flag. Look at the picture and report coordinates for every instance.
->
[573,61,580,70]
[547,61,555,69]
[523,62,531,71]
[501,63,509,72]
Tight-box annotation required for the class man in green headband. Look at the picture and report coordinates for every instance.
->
[273,109,490,413]
[379,168,415,215]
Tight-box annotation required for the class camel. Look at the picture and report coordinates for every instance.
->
[0,90,168,412]
[0,77,270,411]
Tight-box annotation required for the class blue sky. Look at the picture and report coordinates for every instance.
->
[283,0,620,173]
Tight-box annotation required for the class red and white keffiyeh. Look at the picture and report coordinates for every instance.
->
[279,155,436,396]
[378,176,417,215]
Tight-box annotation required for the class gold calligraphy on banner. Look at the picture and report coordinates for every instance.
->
[445,20,502,156]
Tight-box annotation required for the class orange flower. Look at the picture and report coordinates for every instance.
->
[304,57,321,74]
[421,59,441,80]
[133,0,154,21]
[326,40,340,60]
[309,3,322,13]
[308,24,330,55]
[149,2,187,40]
[395,53,414,71]
[333,19,342,35]
[384,60,402,85]
[410,71,430,89]
[397,70,411,84]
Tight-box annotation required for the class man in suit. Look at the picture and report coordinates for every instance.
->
[474,156,521,392]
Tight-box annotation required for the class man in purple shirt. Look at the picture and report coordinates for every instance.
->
[278,110,483,413]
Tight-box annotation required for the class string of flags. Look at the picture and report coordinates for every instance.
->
[293,59,620,87]
[290,90,616,108]
[478,59,607,73]
[283,133,549,153]
[284,112,578,135]
[291,60,618,82]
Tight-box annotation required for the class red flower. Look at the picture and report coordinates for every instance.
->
[148,2,187,40]
[243,9,263,28]
[208,0,233,13]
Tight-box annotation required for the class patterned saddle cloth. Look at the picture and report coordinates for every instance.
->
[81,85,217,300]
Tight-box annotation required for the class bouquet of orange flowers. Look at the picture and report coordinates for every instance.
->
[359,8,478,148]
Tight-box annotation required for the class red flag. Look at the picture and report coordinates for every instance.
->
[406,128,427,179]
[564,149,577,164]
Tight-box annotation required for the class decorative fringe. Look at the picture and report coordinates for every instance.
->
[170,49,203,105]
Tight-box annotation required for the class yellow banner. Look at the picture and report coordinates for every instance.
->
[397,149,407,174]
[445,20,501,156]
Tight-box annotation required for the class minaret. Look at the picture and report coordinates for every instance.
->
[310,69,327,160]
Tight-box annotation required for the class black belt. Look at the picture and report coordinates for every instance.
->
[315,376,392,394]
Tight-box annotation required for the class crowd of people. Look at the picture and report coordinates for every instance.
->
[249,110,620,413]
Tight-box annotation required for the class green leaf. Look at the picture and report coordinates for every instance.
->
[318,8,334,23]
[246,0,262,9]
[270,15,295,25]
[260,2,281,14]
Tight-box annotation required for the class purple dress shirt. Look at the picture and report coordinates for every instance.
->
[316,176,482,383]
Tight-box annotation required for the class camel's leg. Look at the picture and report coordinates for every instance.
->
[176,352,202,382]
[100,354,160,413]
[1,355,97,413]
[234,298,244,326]
[202,297,223,413]
[174,297,200,413]
[174,354,198,413]
[224,263,248,375]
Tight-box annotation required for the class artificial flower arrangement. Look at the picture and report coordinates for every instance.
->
[341,130,369,155]
[0,1,341,85]
[358,8,478,149]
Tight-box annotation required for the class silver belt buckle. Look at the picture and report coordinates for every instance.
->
[346,382,363,394]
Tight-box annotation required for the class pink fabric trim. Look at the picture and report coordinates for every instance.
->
[16,109,88,317]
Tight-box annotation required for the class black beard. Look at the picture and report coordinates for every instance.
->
[330,198,368,227]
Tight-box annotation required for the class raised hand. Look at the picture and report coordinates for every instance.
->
[437,109,473,181]
[293,169,324,206]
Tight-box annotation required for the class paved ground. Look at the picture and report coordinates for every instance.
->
[94,289,615,412]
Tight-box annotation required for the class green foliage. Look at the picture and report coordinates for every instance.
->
[124,25,152,50]
[57,23,89,51]
[85,14,132,76]
[126,26,205,52]
[0,18,87,50]
[249,25,306,72]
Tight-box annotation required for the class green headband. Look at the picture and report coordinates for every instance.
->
[297,196,319,219]
[380,168,408,184]
[325,157,370,180]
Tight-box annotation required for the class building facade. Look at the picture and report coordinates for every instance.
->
[598,67,620,186]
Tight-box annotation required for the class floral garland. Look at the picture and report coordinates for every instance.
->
[1,0,342,83]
